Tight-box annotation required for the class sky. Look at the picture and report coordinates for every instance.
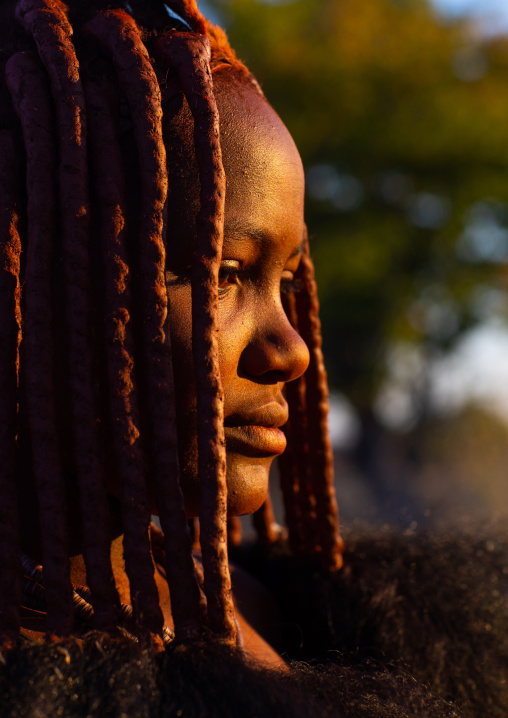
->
[431,0,508,33]
[199,0,508,35]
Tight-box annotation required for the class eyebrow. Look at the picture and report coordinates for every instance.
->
[224,219,305,258]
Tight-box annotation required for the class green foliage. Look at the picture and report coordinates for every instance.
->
[206,0,508,409]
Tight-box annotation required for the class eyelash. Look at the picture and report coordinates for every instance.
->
[280,276,301,295]
[218,264,298,297]
[218,265,243,295]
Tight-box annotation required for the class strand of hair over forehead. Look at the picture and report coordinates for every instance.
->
[0,0,342,648]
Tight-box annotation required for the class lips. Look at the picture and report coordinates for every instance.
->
[224,403,288,456]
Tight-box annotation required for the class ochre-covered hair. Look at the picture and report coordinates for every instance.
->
[0,0,343,649]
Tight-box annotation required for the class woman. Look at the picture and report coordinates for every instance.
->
[0,0,341,668]
[0,2,503,716]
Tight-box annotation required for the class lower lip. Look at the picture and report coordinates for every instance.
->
[224,426,287,456]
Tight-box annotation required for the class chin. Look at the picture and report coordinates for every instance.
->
[225,455,271,517]
[177,453,271,518]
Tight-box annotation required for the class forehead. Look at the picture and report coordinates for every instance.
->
[214,70,304,211]
[164,70,304,257]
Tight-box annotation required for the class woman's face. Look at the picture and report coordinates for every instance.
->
[165,71,309,516]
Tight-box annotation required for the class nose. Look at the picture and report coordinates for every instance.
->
[240,300,310,384]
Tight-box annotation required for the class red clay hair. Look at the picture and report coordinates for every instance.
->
[0,0,343,648]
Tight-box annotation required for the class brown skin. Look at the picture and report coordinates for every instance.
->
[165,69,309,517]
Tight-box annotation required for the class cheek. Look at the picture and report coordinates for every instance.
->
[168,286,241,407]
[166,284,269,517]
[217,318,237,396]
[217,295,252,409]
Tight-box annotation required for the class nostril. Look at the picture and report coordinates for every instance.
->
[240,321,310,384]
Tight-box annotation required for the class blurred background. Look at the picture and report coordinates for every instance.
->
[203,0,508,529]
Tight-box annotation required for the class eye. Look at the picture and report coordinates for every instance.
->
[218,260,242,295]
[280,270,297,295]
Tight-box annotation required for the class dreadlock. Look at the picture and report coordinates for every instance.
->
[276,237,344,570]
[279,290,317,555]
[0,131,23,645]
[6,49,75,638]
[17,0,119,634]
[292,234,343,570]
[83,74,165,637]
[0,0,342,648]
[84,6,204,642]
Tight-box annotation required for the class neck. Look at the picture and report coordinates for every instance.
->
[69,533,134,610]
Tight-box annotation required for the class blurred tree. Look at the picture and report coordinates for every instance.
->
[419,403,508,511]
[205,0,508,423]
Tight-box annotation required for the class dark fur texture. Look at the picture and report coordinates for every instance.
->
[231,521,508,717]
[0,632,460,718]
